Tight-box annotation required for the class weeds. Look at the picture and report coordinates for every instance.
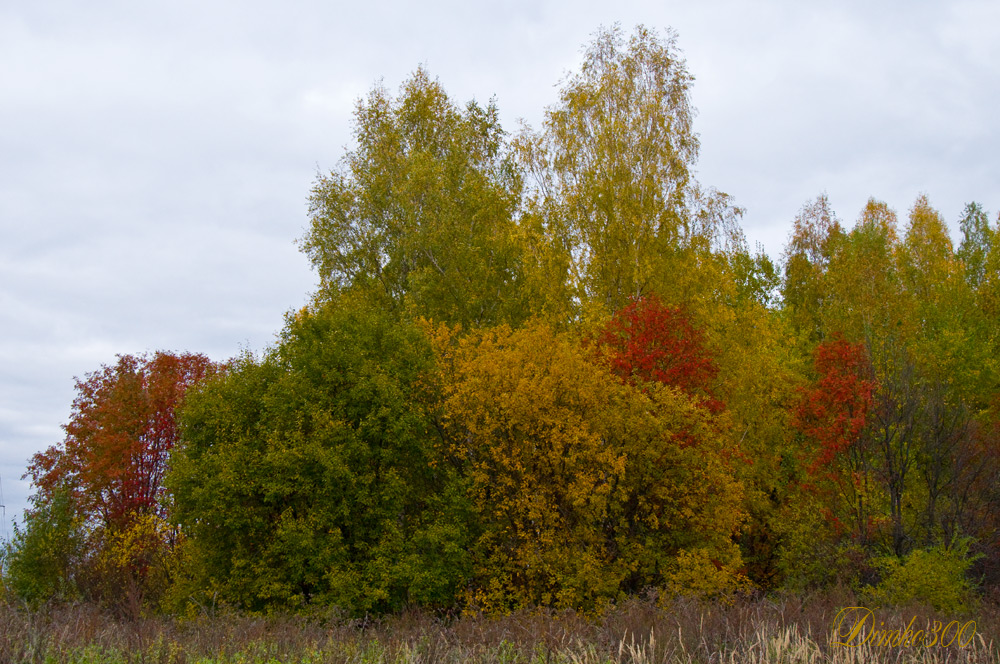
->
[1,591,996,663]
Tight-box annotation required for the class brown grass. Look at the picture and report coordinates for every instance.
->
[1,589,997,663]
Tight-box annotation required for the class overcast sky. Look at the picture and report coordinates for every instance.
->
[2,0,998,537]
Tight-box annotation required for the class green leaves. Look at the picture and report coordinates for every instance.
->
[18,24,1000,615]
[302,69,526,329]
[169,301,472,614]
[1,488,85,604]
[957,202,995,290]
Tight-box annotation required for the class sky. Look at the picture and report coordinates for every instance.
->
[2,0,998,538]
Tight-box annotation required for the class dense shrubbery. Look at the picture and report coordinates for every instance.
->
[864,540,981,614]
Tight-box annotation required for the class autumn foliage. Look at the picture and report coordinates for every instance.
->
[437,321,744,610]
[11,352,217,610]
[598,295,724,413]
[27,352,216,530]
[793,336,873,474]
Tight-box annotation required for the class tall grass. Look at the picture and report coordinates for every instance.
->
[1,590,996,663]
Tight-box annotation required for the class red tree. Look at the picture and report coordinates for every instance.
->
[792,335,876,546]
[28,352,217,529]
[597,294,724,413]
[793,336,874,473]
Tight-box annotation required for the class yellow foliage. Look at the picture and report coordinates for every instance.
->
[101,513,173,570]
[93,513,179,615]
[664,548,753,601]
[436,321,745,611]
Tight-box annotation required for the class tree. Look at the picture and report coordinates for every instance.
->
[980,211,1000,321]
[899,198,993,402]
[596,293,723,414]
[708,294,799,590]
[437,321,744,610]
[821,199,909,342]
[792,335,875,545]
[169,299,471,614]
[12,352,214,610]
[27,352,216,531]
[781,195,843,342]
[1,488,86,604]
[957,201,995,290]
[900,196,956,314]
[302,68,527,328]
[862,334,922,557]
[918,380,971,547]
[729,242,780,308]
[933,202,1000,410]
[518,24,729,314]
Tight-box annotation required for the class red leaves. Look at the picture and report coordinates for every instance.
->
[27,352,217,530]
[598,294,724,414]
[793,336,873,476]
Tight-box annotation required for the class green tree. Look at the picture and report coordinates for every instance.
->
[957,201,995,290]
[302,68,526,328]
[729,242,780,308]
[893,199,1000,561]
[951,204,1000,408]
[1,489,86,604]
[822,198,909,342]
[981,212,1000,321]
[713,299,800,590]
[865,539,979,613]
[169,298,471,614]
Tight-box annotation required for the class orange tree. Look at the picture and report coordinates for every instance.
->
[10,351,216,609]
[596,294,723,413]
[792,335,875,541]
[29,352,216,528]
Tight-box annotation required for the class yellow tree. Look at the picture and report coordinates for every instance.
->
[821,198,910,342]
[781,195,843,344]
[517,25,740,316]
[713,299,802,589]
[434,321,744,610]
[899,197,990,401]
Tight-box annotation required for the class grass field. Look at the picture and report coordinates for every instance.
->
[2,590,997,663]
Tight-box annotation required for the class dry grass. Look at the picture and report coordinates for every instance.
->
[1,590,997,663]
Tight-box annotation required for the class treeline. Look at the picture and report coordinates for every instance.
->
[3,25,999,618]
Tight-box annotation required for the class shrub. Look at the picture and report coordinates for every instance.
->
[1,489,86,604]
[864,539,980,613]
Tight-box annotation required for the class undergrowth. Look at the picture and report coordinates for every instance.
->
[1,590,996,663]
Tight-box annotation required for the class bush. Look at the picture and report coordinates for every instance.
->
[864,539,980,613]
[1,489,86,604]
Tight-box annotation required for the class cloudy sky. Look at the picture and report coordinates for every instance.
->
[2,0,998,537]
